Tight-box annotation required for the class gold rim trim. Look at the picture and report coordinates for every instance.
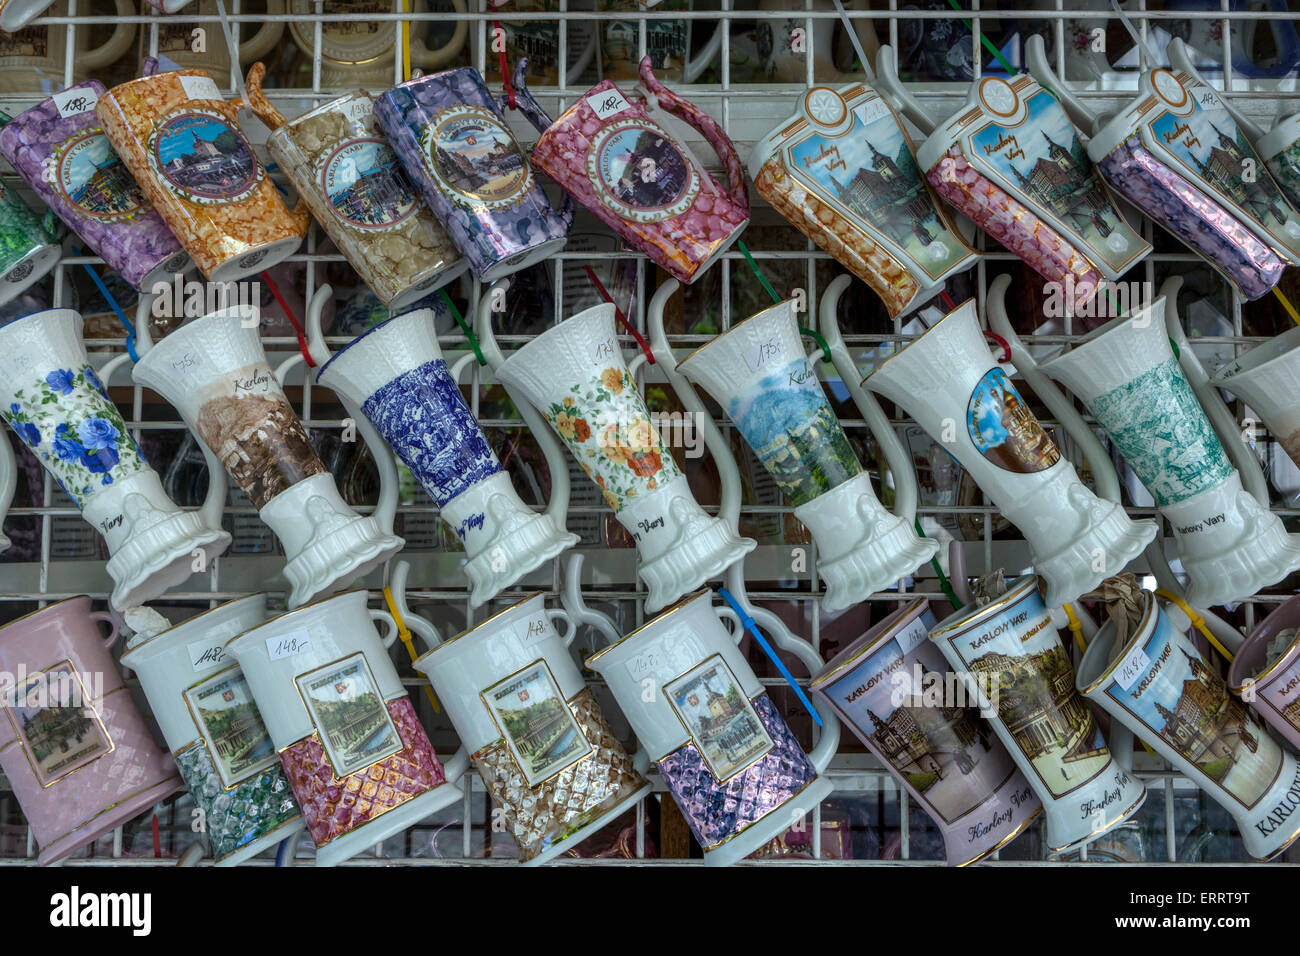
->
[585,589,713,667]
[1230,621,1300,693]
[1078,591,1157,697]
[676,296,801,371]
[411,592,543,668]
[955,802,1043,867]
[1045,784,1148,854]
[211,812,303,864]
[1256,800,1300,862]
[123,593,268,659]
[223,588,369,649]
[0,595,91,636]
[929,575,1041,640]
[810,598,930,691]
[38,774,183,857]
[860,296,977,388]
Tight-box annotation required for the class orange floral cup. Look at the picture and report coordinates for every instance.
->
[96,65,309,283]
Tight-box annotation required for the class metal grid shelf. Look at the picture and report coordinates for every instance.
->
[0,0,1298,865]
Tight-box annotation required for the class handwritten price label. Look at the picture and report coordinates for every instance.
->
[1114,645,1152,693]
[587,89,631,120]
[187,640,227,671]
[180,74,223,102]
[52,88,98,118]
[515,615,552,646]
[894,617,930,656]
[266,630,313,661]
[743,338,782,372]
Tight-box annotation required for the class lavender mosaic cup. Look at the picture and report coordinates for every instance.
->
[374,61,572,282]
[0,81,192,292]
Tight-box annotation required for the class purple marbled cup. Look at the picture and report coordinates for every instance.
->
[374,62,572,282]
[0,81,191,292]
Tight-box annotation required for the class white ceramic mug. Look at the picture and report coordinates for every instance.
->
[130,301,405,608]
[862,297,1157,608]
[676,296,937,611]
[1211,326,1300,473]
[226,588,462,866]
[585,589,836,866]
[411,590,650,864]
[307,287,578,607]
[0,309,230,610]
[119,593,304,866]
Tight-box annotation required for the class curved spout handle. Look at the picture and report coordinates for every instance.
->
[873,46,936,136]
[133,292,157,356]
[646,278,742,531]
[1025,34,1102,137]
[474,279,572,532]
[1167,37,1265,141]
[1160,276,1270,508]
[303,284,335,370]
[985,275,1123,503]
[560,552,622,646]
[817,275,920,523]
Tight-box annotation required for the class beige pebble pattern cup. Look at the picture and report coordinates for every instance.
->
[95,66,309,283]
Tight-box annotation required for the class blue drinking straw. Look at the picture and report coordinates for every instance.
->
[717,587,822,726]
[73,246,138,361]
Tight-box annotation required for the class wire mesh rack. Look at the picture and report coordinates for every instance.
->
[0,0,1299,865]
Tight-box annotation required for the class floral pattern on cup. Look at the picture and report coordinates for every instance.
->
[1,365,147,506]
[0,178,56,278]
[542,366,681,511]
[1085,356,1233,508]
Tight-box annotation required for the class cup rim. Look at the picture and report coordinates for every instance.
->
[860,296,976,389]
[132,305,258,373]
[315,307,432,383]
[494,301,615,380]
[0,595,91,639]
[1228,594,1300,692]
[0,78,106,140]
[103,66,218,101]
[120,592,269,663]
[223,587,368,651]
[1077,589,1158,695]
[928,574,1041,641]
[1211,325,1300,386]
[675,297,799,375]
[0,307,82,345]
[809,596,930,691]
[584,588,712,668]
[1037,295,1168,374]
[410,592,543,670]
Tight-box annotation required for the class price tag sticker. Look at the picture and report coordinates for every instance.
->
[52,87,98,118]
[894,617,930,656]
[180,74,223,102]
[587,89,631,120]
[1114,644,1152,693]
[187,640,228,671]
[266,629,313,661]
[342,98,373,122]
[515,615,552,646]
[742,338,782,372]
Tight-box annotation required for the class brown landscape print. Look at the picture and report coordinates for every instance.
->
[195,391,326,509]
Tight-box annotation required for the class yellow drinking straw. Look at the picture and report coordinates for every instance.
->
[1062,603,1087,655]
[1154,588,1234,663]
[401,0,412,82]
[1273,286,1300,327]
[383,583,442,712]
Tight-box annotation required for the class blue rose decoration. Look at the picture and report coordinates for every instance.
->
[45,369,75,395]
[78,445,119,475]
[83,367,105,395]
[77,418,120,452]
[101,473,113,486]
[19,423,40,446]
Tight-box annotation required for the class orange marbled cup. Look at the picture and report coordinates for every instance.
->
[96,68,308,283]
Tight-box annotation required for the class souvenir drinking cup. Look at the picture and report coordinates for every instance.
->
[1211,326,1300,472]
[585,590,836,865]
[599,0,719,83]
[749,83,977,320]
[480,0,594,88]
[306,285,579,607]
[875,45,1150,317]
[0,80,192,292]
[148,0,283,78]
[374,61,572,282]
[95,66,309,282]
[0,0,135,96]
[246,65,468,311]
[482,299,756,614]
[0,309,231,610]
[676,296,937,610]
[811,597,1043,865]
[1027,36,1300,301]
[930,576,1148,852]
[1039,299,1300,607]
[1080,589,1300,861]
[1228,595,1300,754]
[411,592,651,864]
[863,298,1157,608]
[119,594,305,866]
[226,589,462,866]
[130,303,405,608]
[0,177,61,307]
[0,596,184,865]
[529,57,750,286]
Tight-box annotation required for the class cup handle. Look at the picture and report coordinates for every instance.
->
[0,432,15,554]
[369,608,399,649]
[560,552,622,645]
[504,60,575,231]
[818,275,920,524]
[80,0,137,71]
[474,278,573,533]
[245,62,287,131]
[682,21,722,83]
[240,0,286,63]
[1025,34,1102,136]
[389,559,443,651]
[638,56,748,216]
[713,604,744,644]
[1167,38,1264,141]
[304,284,335,369]
[409,0,469,69]
[90,610,122,650]
[872,45,936,136]
[547,607,576,649]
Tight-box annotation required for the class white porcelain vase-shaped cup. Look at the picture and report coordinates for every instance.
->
[930,575,1148,852]
[411,592,651,865]
[1211,325,1300,472]
[1079,589,1300,861]
[308,288,578,607]
[0,308,230,610]
[119,593,305,866]
[131,303,405,608]
[676,298,937,610]
[863,299,1157,608]
[488,302,756,613]
[225,589,462,866]
[585,589,836,866]
[1040,301,1300,607]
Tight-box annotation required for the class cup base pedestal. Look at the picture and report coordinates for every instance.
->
[0,243,60,307]
[208,235,302,283]
[1033,498,1156,608]
[522,782,654,867]
[137,250,195,293]
[478,237,568,282]
[387,258,470,312]
[1043,771,1148,854]
[462,511,579,608]
[637,514,756,614]
[794,473,939,612]
[280,514,404,608]
[214,816,306,868]
[701,775,833,867]
[106,509,232,610]
[312,779,463,867]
